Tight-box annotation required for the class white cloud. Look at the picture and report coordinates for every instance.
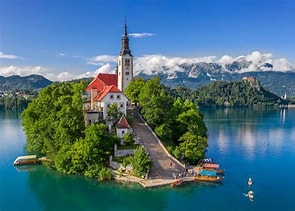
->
[272,58,292,71]
[87,55,117,65]
[134,54,216,75]
[94,63,114,74]
[46,64,115,81]
[0,65,47,76]
[1,51,293,82]
[218,51,293,72]
[219,55,234,65]
[0,52,21,59]
[56,53,66,57]
[129,33,155,38]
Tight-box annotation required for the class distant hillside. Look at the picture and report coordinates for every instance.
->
[0,75,52,92]
[135,56,295,97]
[169,77,290,107]
[139,70,295,98]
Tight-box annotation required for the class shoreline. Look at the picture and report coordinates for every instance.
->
[112,172,195,188]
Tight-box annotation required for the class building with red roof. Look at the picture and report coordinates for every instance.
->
[115,115,132,138]
[84,21,133,125]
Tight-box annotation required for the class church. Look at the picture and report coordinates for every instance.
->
[83,21,133,125]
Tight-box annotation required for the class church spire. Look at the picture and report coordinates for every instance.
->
[124,18,128,37]
[120,19,132,56]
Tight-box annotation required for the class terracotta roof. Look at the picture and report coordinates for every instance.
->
[86,76,106,91]
[94,85,122,101]
[97,73,117,86]
[86,73,117,91]
[116,115,131,129]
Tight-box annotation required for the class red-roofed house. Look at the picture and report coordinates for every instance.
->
[84,21,133,125]
[115,115,132,138]
[84,76,129,124]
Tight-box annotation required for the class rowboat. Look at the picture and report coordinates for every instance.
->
[13,155,41,166]
[202,163,225,174]
[194,175,224,182]
[170,179,183,187]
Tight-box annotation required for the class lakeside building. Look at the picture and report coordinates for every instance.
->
[84,21,133,126]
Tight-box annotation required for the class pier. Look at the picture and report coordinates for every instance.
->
[113,173,195,188]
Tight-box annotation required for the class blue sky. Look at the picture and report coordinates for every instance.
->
[0,0,295,81]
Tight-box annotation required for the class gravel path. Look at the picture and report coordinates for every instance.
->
[129,108,185,179]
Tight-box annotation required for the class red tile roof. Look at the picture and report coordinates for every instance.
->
[97,73,117,86]
[86,73,117,91]
[86,76,106,91]
[116,115,131,129]
[94,85,122,101]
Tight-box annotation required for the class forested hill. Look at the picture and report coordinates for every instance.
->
[0,75,52,92]
[169,77,290,107]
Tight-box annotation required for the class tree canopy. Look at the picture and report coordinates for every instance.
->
[125,77,208,164]
[169,80,290,107]
[21,81,119,180]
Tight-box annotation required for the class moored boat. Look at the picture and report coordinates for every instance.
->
[194,175,224,182]
[13,155,41,166]
[170,179,183,187]
[202,163,225,174]
[194,169,224,182]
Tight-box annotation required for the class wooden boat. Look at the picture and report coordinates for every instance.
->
[170,179,183,187]
[194,175,224,182]
[202,163,225,174]
[203,168,225,174]
[13,155,41,166]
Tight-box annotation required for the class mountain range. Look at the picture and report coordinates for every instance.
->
[1,58,295,97]
[137,60,295,97]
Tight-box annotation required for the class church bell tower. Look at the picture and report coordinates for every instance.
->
[117,20,133,92]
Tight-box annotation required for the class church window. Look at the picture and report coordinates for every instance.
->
[110,95,114,99]
[125,58,130,66]
[117,95,121,100]
[125,72,129,75]
[120,103,124,108]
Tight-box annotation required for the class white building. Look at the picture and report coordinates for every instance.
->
[84,21,133,125]
[115,115,132,139]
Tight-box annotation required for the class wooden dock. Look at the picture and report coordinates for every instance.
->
[113,173,195,188]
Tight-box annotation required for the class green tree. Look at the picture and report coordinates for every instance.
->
[129,146,152,177]
[21,82,86,158]
[124,77,145,105]
[107,104,122,122]
[174,131,207,164]
[139,78,174,128]
[123,132,134,145]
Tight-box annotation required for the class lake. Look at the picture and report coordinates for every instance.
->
[1,108,295,211]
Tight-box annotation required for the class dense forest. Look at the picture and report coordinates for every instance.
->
[125,77,208,164]
[21,81,119,180]
[169,79,291,107]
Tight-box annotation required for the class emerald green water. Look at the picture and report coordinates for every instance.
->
[1,108,295,210]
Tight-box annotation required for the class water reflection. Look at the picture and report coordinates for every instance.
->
[202,108,295,160]
[27,166,170,211]
[280,108,286,124]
